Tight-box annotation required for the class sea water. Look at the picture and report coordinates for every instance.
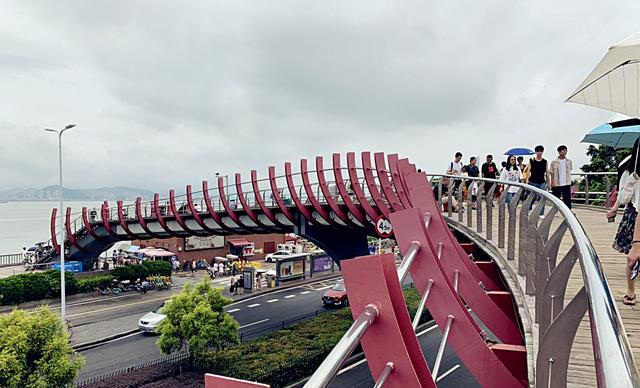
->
[0,201,104,254]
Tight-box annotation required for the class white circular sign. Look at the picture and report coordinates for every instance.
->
[375,216,393,238]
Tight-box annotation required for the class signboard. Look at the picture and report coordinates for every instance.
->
[279,259,305,279]
[312,254,333,273]
[375,216,393,238]
[184,236,225,251]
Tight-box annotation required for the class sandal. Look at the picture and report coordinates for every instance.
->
[623,294,636,306]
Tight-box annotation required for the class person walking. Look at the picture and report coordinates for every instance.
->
[525,145,551,217]
[255,272,262,291]
[608,140,640,305]
[463,156,480,209]
[112,250,118,268]
[481,154,498,194]
[500,155,521,205]
[549,145,573,209]
[238,275,245,295]
[230,275,237,295]
[446,152,464,194]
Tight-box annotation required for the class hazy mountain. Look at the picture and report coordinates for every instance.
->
[0,186,154,201]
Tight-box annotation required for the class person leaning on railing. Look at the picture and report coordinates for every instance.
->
[614,138,640,305]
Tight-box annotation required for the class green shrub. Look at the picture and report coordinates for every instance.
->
[111,266,137,282]
[0,270,79,305]
[77,275,114,293]
[132,264,149,281]
[141,260,172,276]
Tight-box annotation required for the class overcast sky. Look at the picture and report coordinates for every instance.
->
[1,1,638,192]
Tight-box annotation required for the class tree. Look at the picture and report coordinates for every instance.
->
[156,279,239,367]
[580,144,631,193]
[0,306,84,387]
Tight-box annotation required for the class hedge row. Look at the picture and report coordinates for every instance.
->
[0,260,173,305]
[203,286,431,387]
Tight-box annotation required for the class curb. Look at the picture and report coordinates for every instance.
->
[73,329,139,352]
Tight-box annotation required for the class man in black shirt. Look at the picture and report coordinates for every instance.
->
[481,154,498,196]
[525,145,550,217]
[463,157,480,208]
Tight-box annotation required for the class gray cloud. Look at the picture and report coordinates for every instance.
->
[1,0,639,194]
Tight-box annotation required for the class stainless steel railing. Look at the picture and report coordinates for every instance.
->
[430,174,639,387]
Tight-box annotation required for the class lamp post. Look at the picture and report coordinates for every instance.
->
[44,123,76,324]
[215,172,229,196]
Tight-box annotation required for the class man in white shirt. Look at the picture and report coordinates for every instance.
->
[549,145,573,209]
[446,152,464,194]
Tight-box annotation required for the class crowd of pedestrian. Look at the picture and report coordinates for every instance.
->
[443,144,574,217]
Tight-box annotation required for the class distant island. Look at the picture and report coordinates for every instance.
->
[0,186,155,201]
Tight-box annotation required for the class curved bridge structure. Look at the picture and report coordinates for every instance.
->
[54,152,640,387]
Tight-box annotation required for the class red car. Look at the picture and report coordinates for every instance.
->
[322,280,348,307]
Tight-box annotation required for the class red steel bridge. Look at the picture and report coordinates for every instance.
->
[53,152,639,387]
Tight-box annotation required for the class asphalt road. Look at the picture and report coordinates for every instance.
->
[329,321,480,388]
[76,276,342,381]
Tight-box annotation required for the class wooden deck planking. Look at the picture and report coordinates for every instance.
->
[447,204,637,386]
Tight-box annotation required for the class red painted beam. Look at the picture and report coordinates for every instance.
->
[51,208,60,253]
[388,154,413,208]
[82,206,103,241]
[316,156,350,225]
[235,173,265,227]
[347,152,380,222]
[268,166,296,223]
[66,207,88,253]
[170,190,206,236]
[332,153,366,224]
[251,170,283,227]
[361,151,391,218]
[284,161,314,222]
[101,201,118,238]
[153,193,182,237]
[203,180,242,234]
[117,200,138,239]
[374,152,404,212]
[218,176,256,233]
[300,158,332,224]
[490,344,528,385]
[186,185,219,234]
[135,197,164,239]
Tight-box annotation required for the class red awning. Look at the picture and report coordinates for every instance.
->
[227,239,253,247]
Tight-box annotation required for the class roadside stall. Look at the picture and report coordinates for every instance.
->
[227,239,255,258]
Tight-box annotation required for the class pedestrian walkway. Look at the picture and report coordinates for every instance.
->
[448,204,638,387]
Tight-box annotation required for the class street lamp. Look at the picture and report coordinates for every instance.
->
[215,172,229,196]
[44,123,77,324]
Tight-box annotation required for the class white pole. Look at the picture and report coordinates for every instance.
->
[58,130,66,324]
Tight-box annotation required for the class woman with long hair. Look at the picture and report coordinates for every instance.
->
[500,155,521,205]
[609,138,640,305]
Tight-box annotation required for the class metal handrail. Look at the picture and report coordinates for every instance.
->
[430,173,640,387]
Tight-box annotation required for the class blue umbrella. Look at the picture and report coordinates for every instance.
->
[582,116,640,148]
[504,147,534,156]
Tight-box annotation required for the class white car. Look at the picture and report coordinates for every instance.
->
[265,250,293,262]
[138,301,169,333]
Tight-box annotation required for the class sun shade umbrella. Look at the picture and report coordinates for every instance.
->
[504,147,534,156]
[582,114,640,148]
[567,32,640,117]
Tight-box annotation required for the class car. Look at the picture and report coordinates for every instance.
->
[265,250,293,262]
[138,301,169,333]
[322,280,348,307]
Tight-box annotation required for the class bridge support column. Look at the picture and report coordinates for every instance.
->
[296,219,369,267]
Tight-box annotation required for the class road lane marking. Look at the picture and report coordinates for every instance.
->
[300,291,311,295]
[336,321,438,376]
[227,308,241,313]
[316,285,332,290]
[67,296,170,318]
[247,304,260,308]
[77,331,141,350]
[284,295,296,299]
[239,319,269,329]
[436,364,460,382]
[266,299,279,303]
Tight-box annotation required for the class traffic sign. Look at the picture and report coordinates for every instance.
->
[375,216,393,238]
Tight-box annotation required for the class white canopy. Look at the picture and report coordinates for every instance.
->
[567,32,640,118]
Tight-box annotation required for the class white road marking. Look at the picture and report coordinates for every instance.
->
[247,303,260,308]
[300,291,311,295]
[416,323,439,337]
[436,364,460,382]
[266,299,279,303]
[337,358,367,375]
[239,319,269,329]
[227,308,241,313]
[316,285,332,290]
[284,295,296,299]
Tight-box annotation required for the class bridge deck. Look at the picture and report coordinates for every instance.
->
[450,205,638,387]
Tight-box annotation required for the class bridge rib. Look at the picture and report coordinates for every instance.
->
[332,153,366,225]
[218,176,260,233]
[82,206,103,241]
[186,185,222,235]
[316,156,350,226]
[101,201,119,239]
[374,152,404,212]
[361,151,392,218]
[51,208,60,253]
[346,152,380,222]
[268,166,296,224]
[169,190,207,236]
[135,197,164,239]
[117,200,138,239]
[66,207,88,253]
[235,173,269,229]
[284,161,314,222]
[203,180,242,234]
[389,155,413,208]
[153,193,183,237]
[300,159,333,225]
[251,170,284,227]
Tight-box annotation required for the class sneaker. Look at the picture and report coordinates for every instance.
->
[631,260,640,281]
